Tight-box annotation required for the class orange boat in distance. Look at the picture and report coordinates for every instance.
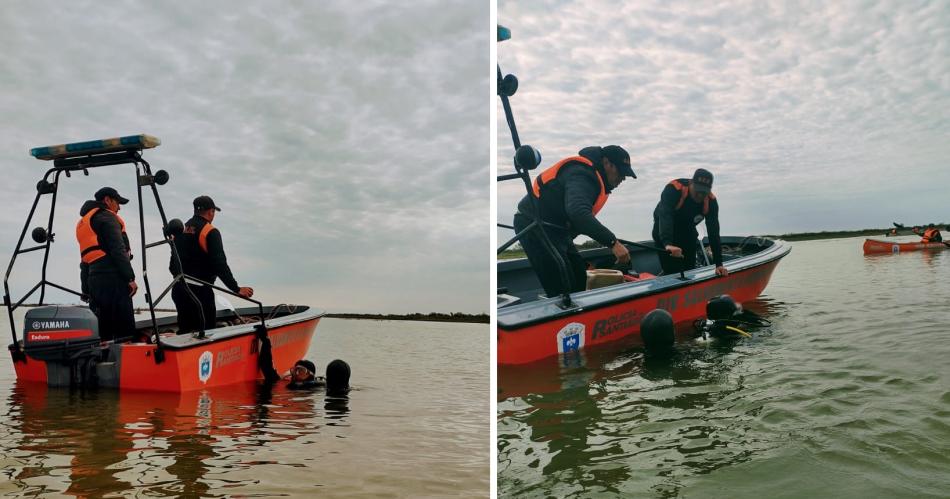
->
[862,238,948,255]
[5,135,323,392]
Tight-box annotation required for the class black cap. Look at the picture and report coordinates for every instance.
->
[193,195,221,212]
[94,187,129,204]
[602,145,636,178]
[691,168,714,193]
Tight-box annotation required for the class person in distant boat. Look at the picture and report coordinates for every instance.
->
[513,145,637,296]
[169,195,254,334]
[918,224,942,243]
[76,187,138,341]
[652,168,728,277]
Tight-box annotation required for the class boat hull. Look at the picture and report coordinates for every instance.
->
[498,237,789,365]
[863,238,947,254]
[11,310,320,392]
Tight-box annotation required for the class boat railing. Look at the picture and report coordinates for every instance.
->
[496,25,576,309]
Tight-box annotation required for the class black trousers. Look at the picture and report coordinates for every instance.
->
[656,238,698,275]
[513,214,586,297]
[88,273,135,341]
[172,283,216,333]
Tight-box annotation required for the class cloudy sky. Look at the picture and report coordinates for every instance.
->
[497,0,950,244]
[0,1,488,314]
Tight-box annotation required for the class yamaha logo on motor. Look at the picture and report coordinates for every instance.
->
[31,320,70,330]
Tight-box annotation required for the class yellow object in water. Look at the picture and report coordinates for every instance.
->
[725,325,751,338]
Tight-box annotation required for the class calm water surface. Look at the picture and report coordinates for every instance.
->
[498,236,950,498]
[0,317,488,497]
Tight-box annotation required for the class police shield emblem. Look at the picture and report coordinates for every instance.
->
[198,350,213,383]
[556,322,586,354]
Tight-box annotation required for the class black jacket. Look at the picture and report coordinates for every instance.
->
[515,146,617,246]
[652,180,723,266]
[170,215,241,292]
[79,200,135,291]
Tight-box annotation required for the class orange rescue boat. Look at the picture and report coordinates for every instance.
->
[5,135,323,392]
[862,238,948,254]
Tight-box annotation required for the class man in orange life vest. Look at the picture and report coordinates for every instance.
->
[513,145,636,296]
[652,168,729,277]
[76,187,138,341]
[916,224,942,243]
[169,195,253,333]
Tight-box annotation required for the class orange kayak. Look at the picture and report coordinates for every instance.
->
[863,239,948,254]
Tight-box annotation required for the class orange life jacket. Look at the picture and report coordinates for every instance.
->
[76,207,127,264]
[184,221,216,253]
[532,156,608,215]
[198,223,215,253]
[670,179,716,215]
[921,228,940,243]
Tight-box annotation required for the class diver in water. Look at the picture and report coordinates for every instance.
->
[696,294,770,340]
[286,359,351,396]
[325,359,351,397]
[287,360,325,390]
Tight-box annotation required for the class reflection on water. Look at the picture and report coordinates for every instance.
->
[2,381,346,497]
[499,237,950,498]
[500,333,765,497]
[1,318,489,497]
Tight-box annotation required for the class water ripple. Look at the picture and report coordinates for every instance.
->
[499,237,950,497]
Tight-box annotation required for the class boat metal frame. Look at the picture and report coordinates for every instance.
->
[496,25,578,309]
[3,138,271,366]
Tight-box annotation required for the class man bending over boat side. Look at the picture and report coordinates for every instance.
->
[77,187,139,341]
[169,195,254,334]
[652,168,728,277]
[914,224,942,243]
[513,145,637,297]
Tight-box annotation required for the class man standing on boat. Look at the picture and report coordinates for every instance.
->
[170,195,254,333]
[513,145,636,297]
[652,168,728,277]
[76,187,138,341]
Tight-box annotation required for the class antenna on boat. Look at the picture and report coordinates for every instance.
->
[496,25,577,309]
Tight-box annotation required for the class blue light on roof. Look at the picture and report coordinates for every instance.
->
[498,25,511,42]
[30,134,161,160]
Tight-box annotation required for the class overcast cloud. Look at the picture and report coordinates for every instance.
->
[497,0,950,244]
[0,1,488,314]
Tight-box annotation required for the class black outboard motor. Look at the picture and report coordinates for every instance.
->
[23,306,102,386]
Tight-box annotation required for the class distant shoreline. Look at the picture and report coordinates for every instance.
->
[760,224,946,242]
[325,313,488,324]
[499,224,947,259]
[18,304,488,324]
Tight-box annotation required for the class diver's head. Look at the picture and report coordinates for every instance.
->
[326,359,351,396]
[641,308,675,353]
[706,294,741,321]
[291,359,317,383]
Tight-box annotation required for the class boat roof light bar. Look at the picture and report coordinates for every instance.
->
[498,25,511,42]
[30,134,161,161]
